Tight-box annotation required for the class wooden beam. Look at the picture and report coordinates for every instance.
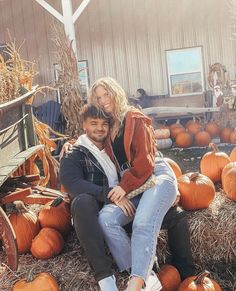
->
[72,0,91,23]
[35,0,63,23]
[143,106,220,115]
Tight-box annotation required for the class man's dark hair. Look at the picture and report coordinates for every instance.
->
[80,104,114,127]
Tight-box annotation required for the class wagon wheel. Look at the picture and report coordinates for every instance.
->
[0,206,18,271]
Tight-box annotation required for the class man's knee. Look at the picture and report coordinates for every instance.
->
[161,206,187,230]
[71,194,98,216]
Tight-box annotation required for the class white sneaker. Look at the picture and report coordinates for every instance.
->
[143,271,162,291]
[99,275,119,291]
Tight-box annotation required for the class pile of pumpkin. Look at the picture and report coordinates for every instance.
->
[154,118,236,149]
[9,197,71,290]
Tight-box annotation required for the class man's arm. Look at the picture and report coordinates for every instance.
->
[59,153,111,203]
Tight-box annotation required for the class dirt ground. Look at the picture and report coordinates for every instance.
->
[0,144,235,291]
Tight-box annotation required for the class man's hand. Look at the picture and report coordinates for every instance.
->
[115,197,136,216]
[108,186,126,202]
[59,142,74,161]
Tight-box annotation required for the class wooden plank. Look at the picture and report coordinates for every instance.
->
[143,106,220,116]
[0,145,44,187]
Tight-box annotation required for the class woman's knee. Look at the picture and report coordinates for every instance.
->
[98,205,117,229]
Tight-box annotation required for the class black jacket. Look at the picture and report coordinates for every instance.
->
[59,145,112,203]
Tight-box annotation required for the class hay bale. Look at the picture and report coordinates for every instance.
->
[157,191,236,266]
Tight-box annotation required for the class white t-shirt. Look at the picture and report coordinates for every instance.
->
[76,134,119,188]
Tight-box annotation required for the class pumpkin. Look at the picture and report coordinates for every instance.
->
[154,128,170,139]
[221,162,236,184]
[164,158,182,178]
[156,138,173,149]
[157,264,181,291]
[229,147,236,161]
[178,172,215,210]
[12,270,59,291]
[200,143,231,183]
[8,201,40,254]
[175,131,193,148]
[194,131,211,147]
[186,117,201,135]
[220,126,233,143]
[229,131,236,144]
[170,126,185,140]
[221,167,236,201]
[30,227,64,259]
[38,197,71,235]
[178,270,222,291]
[205,121,220,138]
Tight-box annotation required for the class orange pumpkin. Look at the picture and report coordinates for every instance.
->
[30,228,64,259]
[229,147,236,161]
[12,270,59,291]
[175,132,193,148]
[164,158,182,178]
[38,198,71,236]
[178,270,222,291]
[170,126,185,140]
[157,264,181,291]
[205,121,220,138]
[200,143,231,183]
[8,201,40,254]
[229,131,236,144]
[221,162,236,185]
[186,117,201,135]
[194,131,211,147]
[222,167,236,201]
[178,172,215,210]
[220,126,233,143]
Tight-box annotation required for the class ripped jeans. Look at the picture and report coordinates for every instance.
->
[98,158,177,281]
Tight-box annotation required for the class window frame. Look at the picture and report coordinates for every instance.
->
[166,46,205,97]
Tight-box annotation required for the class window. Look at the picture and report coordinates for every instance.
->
[166,46,204,96]
[78,60,90,99]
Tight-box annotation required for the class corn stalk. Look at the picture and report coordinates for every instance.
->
[51,22,84,138]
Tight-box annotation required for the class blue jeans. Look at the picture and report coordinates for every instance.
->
[98,158,177,281]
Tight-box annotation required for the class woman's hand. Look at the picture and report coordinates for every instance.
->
[108,186,126,202]
[59,142,73,161]
[115,197,136,216]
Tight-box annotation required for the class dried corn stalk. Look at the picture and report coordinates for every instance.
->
[0,39,37,104]
[51,22,84,138]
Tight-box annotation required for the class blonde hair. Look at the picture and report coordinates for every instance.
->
[88,77,130,125]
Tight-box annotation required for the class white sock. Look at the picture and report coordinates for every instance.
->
[98,275,118,291]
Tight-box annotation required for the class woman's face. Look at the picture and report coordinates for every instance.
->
[95,86,115,114]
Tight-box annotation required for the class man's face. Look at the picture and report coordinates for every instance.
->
[83,117,110,146]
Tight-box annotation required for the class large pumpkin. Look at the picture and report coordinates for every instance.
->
[205,121,220,138]
[175,131,193,148]
[170,126,185,140]
[222,167,236,201]
[12,270,59,291]
[200,143,231,183]
[178,270,222,291]
[30,227,64,259]
[178,172,215,210]
[186,117,201,135]
[221,162,236,185]
[156,138,173,149]
[229,147,236,161]
[157,264,181,291]
[164,158,182,178]
[8,201,40,254]
[38,198,71,236]
[194,131,211,147]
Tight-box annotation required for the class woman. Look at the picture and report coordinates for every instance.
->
[88,77,178,291]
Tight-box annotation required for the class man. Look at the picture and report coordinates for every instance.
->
[60,104,196,291]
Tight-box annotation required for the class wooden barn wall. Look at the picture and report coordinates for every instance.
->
[0,0,235,106]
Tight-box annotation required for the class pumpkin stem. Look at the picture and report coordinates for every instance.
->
[209,143,219,152]
[194,270,210,285]
[51,197,63,207]
[189,172,199,181]
[26,267,37,282]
